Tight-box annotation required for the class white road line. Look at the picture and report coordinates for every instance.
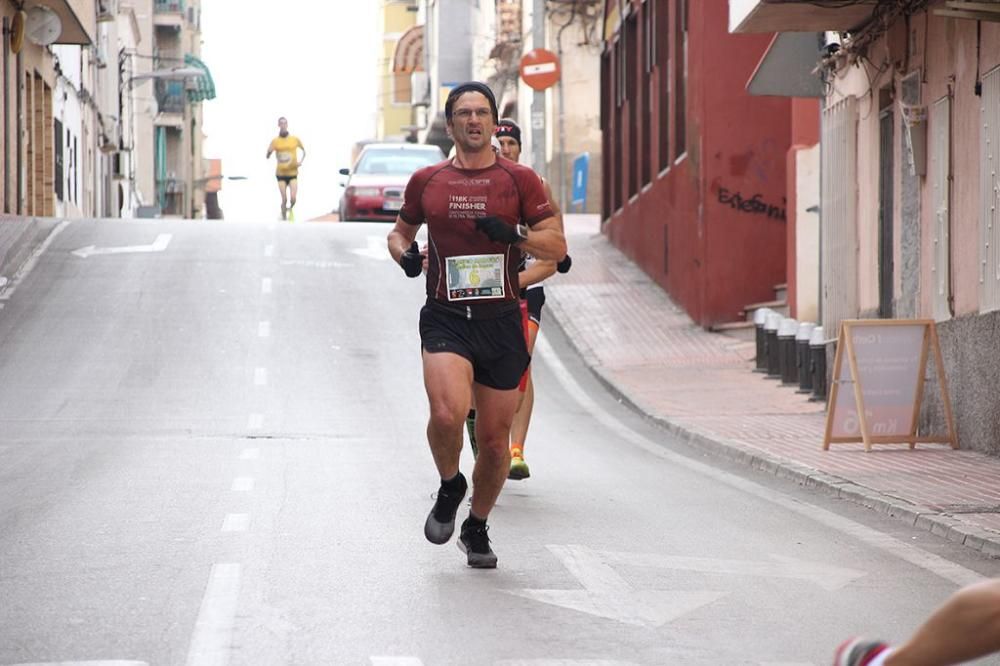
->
[258,321,271,338]
[246,414,263,430]
[253,368,267,386]
[239,448,259,460]
[261,277,272,294]
[231,477,254,492]
[264,244,274,257]
[8,662,149,666]
[370,659,424,666]
[535,335,986,588]
[184,563,241,666]
[496,661,639,666]
[0,220,71,303]
[221,514,249,532]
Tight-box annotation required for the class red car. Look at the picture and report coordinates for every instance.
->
[338,143,445,222]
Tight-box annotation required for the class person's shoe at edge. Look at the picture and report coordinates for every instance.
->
[424,472,468,544]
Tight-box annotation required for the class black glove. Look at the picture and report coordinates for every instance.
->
[475,216,519,245]
[556,254,572,274]
[399,241,423,278]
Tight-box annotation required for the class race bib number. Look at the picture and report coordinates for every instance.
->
[446,254,505,301]
[277,151,293,164]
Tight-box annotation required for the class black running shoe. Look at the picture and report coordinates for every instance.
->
[457,517,498,568]
[424,474,467,544]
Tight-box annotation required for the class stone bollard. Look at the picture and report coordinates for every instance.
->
[765,312,783,379]
[753,307,772,373]
[778,318,799,385]
[795,322,816,394]
[809,326,827,402]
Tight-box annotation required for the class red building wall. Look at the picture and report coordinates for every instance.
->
[602,0,792,327]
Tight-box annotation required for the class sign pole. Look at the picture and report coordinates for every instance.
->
[531,0,546,177]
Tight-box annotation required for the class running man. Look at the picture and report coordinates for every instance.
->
[265,116,306,220]
[494,118,560,480]
[387,82,566,568]
[835,579,1000,665]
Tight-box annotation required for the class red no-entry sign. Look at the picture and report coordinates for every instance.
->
[520,49,560,91]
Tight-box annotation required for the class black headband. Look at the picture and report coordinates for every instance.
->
[495,120,521,146]
[445,82,499,124]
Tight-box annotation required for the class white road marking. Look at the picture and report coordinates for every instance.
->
[598,550,865,591]
[231,477,254,492]
[509,544,725,627]
[184,563,241,666]
[497,661,639,666]
[239,448,259,460]
[247,414,263,430]
[261,277,272,294]
[221,514,249,532]
[0,220,71,302]
[370,659,424,666]
[258,321,271,338]
[253,368,267,386]
[264,244,274,257]
[72,233,171,258]
[535,335,986,588]
[351,236,390,261]
[9,662,149,666]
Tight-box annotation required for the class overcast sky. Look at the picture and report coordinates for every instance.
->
[201,1,380,222]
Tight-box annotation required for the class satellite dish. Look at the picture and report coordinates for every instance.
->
[25,5,62,46]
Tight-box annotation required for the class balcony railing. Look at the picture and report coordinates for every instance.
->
[154,0,184,12]
[155,80,186,114]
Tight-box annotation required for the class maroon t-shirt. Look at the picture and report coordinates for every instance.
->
[400,157,552,308]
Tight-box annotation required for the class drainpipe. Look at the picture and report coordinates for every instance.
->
[2,16,8,213]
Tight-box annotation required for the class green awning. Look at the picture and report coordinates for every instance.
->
[184,54,216,103]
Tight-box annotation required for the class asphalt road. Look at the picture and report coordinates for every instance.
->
[1,218,999,666]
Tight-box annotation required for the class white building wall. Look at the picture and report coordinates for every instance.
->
[52,46,84,218]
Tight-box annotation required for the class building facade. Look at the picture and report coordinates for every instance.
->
[601,0,792,327]
[732,0,1000,455]
[376,0,420,142]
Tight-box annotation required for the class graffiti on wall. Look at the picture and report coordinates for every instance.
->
[717,187,786,221]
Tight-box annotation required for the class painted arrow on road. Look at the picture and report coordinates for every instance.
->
[72,233,172,258]
[508,545,727,628]
[351,236,390,261]
[599,550,866,592]
[510,545,866,627]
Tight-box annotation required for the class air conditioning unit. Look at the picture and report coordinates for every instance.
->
[411,71,430,106]
[96,0,117,22]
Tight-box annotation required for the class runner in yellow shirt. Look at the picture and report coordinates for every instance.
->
[265,116,306,220]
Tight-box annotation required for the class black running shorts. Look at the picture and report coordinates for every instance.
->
[276,175,297,184]
[419,301,531,391]
[525,286,545,325]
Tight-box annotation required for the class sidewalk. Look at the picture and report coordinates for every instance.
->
[545,215,1000,559]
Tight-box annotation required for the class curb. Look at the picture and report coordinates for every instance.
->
[0,216,62,288]
[544,292,1000,560]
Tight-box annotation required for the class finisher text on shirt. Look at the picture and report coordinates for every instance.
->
[399,157,553,309]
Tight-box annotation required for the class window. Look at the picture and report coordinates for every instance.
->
[601,51,612,218]
[931,95,951,320]
[627,12,639,197]
[54,119,64,202]
[675,0,687,158]
[657,0,670,172]
[641,2,652,186]
[979,66,1000,312]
